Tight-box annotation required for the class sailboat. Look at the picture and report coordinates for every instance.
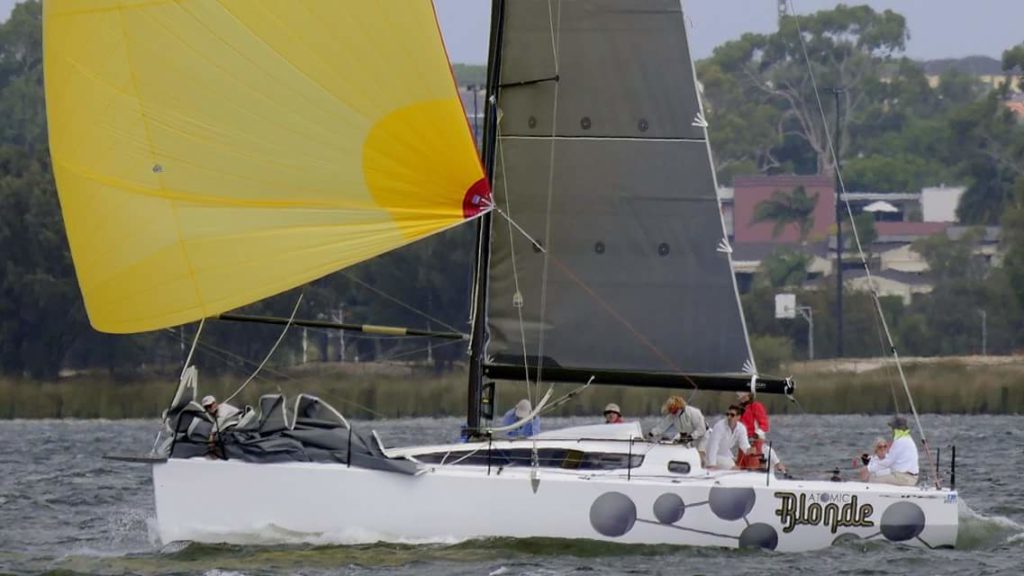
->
[44,0,957,551]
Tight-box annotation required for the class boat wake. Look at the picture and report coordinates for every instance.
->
[165,524,469,548]
[956,498,1024,549]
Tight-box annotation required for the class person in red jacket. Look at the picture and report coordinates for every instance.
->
[737,391,769,440]
[735,391,784,472]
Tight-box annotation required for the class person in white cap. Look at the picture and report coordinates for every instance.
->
[200,394,240,429]
[500,398,539,437]
[603,403,624,424]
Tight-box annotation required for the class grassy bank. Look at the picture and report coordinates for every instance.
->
[1,357,1023,419]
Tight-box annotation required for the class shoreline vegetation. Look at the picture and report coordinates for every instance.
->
[1,356,1021,419]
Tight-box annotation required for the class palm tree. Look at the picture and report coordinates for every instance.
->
[752,185,819,242]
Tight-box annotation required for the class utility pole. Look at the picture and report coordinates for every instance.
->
[980,309,987,355]
[833,87,844,358]
[777,0,787,28]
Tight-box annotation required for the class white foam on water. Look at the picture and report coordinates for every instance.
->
[958,499,1023,530]
[172,523,468,547]
[489,567,510,576]
[956,498,1024,548]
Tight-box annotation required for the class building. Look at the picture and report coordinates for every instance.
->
[731,175,835,244]
[921,185,965,222]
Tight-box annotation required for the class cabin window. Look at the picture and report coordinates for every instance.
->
[667,461,691,474]
[414,448,643,470]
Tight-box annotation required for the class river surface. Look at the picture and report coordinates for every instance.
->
[1,415,1021,575]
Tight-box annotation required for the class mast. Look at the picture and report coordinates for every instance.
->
[466,0,507,431]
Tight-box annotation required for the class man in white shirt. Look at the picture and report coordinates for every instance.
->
[868,415,919,486]
[648,395,708,461]
[201,394,241,430]
[705,405,750,469]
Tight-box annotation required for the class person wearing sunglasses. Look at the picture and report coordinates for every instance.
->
[857,436,890,481]
[705,405,752,469]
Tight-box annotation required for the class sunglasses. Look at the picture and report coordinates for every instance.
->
[727,412,739,417]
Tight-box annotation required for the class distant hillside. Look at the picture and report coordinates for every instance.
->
[920,55,1003,75]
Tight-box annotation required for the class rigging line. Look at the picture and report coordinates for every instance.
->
[378,336,466,362]
[488,204,697,386]
[787,0,937,486]
[162,328,291,380]
[495,117,536,404]
[533,0,562,398]
[867,290,903,412]
[224,293,303,404]
[547,254,696,387]
[339,271,463,334]
[537,377,595,416]
[179,318,205,378]
[163,330,385,419]
[492,206,546,254]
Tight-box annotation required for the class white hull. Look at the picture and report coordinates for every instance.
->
[153,426,957,551]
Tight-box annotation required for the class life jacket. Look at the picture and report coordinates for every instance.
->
[736,438,766,470]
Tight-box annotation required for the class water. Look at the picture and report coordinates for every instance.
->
[1,415,1021,575]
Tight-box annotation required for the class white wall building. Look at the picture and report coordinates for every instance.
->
[921,186,965,223]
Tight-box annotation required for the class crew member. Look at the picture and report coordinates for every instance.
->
[501,398,539,438]
[648,395,707,460]
[603,403,624,424]
[705,405,750,469]
[868,416,919,486]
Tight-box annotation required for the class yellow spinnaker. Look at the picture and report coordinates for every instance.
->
[44,0,488,333]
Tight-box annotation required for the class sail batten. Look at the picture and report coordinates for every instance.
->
[45,0,488,333]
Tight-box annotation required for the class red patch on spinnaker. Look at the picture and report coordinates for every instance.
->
[462,178,492,218]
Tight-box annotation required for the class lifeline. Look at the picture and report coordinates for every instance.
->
[773,492,875,534]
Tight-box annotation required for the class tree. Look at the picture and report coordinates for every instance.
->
[851,211,878,250]
[702,5,908,175]
[1002,42,1024,88]
[752,185,819,241]
[950,95,1024,224]
[759,249,811,288]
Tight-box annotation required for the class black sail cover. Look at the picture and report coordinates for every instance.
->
[485,0,755,380]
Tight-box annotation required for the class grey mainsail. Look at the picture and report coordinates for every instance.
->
[483,0,754,378]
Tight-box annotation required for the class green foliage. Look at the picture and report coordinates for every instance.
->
[1002,43,1024,87]
[843,154,951,193]
[759,249,811,288]
[752,185,819,241]
[851,212,878,247]
[749,335,793,373]
[949,95,1024,224]
[703,4,909,175]
[451,64,486,87]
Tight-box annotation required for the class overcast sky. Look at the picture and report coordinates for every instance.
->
[432,0,1023,64]
[7,1,1020,64]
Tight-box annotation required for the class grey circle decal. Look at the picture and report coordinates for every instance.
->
[832,533,861,546]
[738,523,779,550]
[589,492,637,537]
[880,501,926,542]
[653,493,685,525]
[708,486,756,521]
